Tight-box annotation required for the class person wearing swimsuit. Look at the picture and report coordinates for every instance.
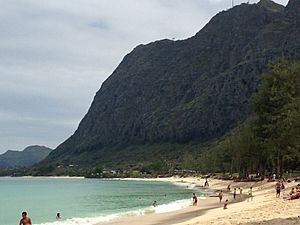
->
[19,212,32,225]
[276,181,281,198]
[219,190,223,203]
[193,193,198,206]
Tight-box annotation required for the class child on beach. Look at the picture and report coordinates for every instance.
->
[223,199,228,209]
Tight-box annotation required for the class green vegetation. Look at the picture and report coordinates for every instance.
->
[0,145,52,168]
[197,60,300,178]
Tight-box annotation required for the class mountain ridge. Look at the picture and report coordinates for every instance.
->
[40,0,300,172]
[0,145,52,168]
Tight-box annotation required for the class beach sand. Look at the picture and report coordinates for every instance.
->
[96,177,300,225]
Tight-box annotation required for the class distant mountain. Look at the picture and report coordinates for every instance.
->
[41,0,300,172]
[0,145,52,168]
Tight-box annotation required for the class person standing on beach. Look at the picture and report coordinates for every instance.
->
[219,190,223,203]
[248,187,253,202]
[239,187,243,196]
[233,188,237,200]
[276,181,281,198]
[19,212,32,225]
[193,193,198,206]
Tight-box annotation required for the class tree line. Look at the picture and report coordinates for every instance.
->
[197,59,300,178]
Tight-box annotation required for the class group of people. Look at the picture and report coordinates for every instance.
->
[218,186,253,209]
[218,190,230,209]
[275,179,300,200]
[19,211,61,225]
[286,184,300,200]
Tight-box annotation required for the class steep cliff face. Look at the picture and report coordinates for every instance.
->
[286,0,300,17]
[45,0,300,166]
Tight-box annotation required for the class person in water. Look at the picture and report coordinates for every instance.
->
[56,212,61,219]
[19,212,32,225]
[152,200,158,207]
[193,193,198,206]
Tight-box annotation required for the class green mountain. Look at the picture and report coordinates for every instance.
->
[0,145,52,168]
[40,0,300,174]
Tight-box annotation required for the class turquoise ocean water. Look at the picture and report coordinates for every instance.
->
[0,177,207,225]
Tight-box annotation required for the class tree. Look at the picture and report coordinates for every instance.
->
[252,59,300,177]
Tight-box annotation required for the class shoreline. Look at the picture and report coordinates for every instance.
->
[95,177,247,225]
[97,176,300,225]
[19,175,85,179]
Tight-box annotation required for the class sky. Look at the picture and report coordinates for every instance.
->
[0,0,289,153]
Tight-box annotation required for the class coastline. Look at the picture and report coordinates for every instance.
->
[20,175,85,179]
[95,177,247,225]
[97,176,299,225]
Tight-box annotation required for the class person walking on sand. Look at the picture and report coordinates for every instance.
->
[218,190,223,203]
[227,184,231,192]
[204,178,209,187]
[192,193,198,206]
[276,180,281,198]
[19,212,32,225]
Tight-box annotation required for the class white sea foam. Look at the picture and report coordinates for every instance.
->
[36,198,194,225]
[173,181,197,189]
[153,199,192,214]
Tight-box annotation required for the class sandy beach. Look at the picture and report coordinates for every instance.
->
[97,177,300,225]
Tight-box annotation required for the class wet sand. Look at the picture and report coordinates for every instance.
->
[96,179,246,225]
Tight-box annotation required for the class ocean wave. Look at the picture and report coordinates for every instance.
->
[36,199,194,225]
[153,199,192,214]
